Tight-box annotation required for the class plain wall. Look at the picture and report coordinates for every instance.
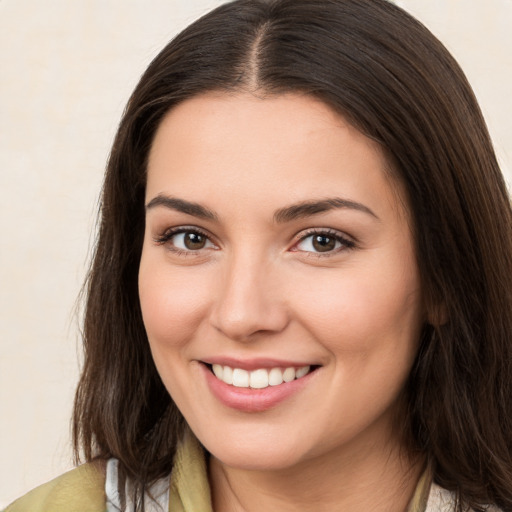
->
[1,0,510,506]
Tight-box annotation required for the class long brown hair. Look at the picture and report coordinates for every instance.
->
[73,0,512,509]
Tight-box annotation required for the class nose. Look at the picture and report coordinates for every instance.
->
[209,253,289,342]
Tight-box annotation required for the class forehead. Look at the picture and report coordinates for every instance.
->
[146,92,408,221]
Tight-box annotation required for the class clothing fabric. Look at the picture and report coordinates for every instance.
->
[3,433,501,512]
[3,461,105,512]
[105,458,170,512]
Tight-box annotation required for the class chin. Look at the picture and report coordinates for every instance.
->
[199,428,309,471]
[211,447,304,472]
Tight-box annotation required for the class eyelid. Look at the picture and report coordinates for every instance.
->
[153,225,218,249]
[152,225,355,257]
[291,228,356,255]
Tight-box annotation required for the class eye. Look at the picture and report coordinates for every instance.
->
[172,231,214,250]
[154,227,216,253]
[293,230,354,254]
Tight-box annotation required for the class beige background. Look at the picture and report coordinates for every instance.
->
[1,0,511,506]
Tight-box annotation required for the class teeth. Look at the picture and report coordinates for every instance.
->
[223,366,233,385]
[213,364,311,389]
[296,366,310,378]
[232,368,249,387]
[268,367,283,386]
[282,367,295,382]
[250,368,269,389]
[212,364,223,379]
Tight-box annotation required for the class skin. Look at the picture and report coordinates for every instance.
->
[139,92,425,511]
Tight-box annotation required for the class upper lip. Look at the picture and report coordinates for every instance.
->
[200,356,318,371]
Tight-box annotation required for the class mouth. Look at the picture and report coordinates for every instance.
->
[205,363,319,389]
[200,360,321,412]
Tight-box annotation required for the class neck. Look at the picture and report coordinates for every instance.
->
[209,433,424,512]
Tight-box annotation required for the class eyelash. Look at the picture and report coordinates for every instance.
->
[153,226,355,256]
[293,228,356,257]
[153,226,215,256]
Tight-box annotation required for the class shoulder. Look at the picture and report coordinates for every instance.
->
[3,461,106,512]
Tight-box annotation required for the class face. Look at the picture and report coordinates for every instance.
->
[139,92,424,471]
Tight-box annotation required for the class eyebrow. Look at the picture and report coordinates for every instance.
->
[145,194,377,223]
[145,195,218,221]
[273,198,378,223]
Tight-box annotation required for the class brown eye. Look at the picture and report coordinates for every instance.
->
[312,235,336,252]
[294,230,353,255]
[158,229,215,252]
[183,232,207,250]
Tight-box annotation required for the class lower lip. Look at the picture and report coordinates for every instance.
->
[201,363,316,413]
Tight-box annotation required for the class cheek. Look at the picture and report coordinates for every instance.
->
[138,255,212,348]
[294,260,422,355]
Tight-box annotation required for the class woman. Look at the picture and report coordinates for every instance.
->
[6,0,512,511]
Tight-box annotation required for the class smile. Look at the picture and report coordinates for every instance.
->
[211,364,312,389]
[201,361,320,412]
